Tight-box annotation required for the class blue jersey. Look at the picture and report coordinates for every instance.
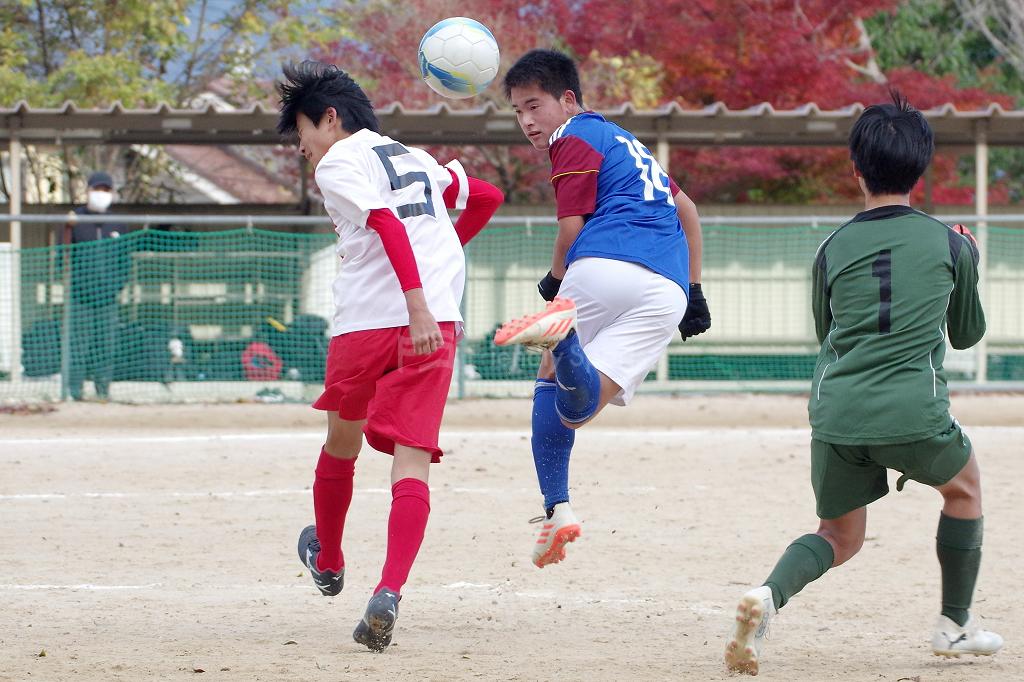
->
[548,112,689,293]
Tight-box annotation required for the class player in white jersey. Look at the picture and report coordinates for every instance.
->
[277,60,503,652]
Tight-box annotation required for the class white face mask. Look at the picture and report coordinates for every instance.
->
[87,190,113,212]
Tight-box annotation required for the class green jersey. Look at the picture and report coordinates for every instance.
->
[809,205,985,444]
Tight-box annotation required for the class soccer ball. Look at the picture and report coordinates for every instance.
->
[418,17,500,99]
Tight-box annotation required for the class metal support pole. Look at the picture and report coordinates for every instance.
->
[9,135,22,384]
[457,243,468,400]
[656,135,670,175]
[299,157,310,216]
[656,132,672,381]
[974,122,989,384]
[924,163,935,215]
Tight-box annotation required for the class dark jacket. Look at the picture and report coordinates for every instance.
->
[60,207,130,306]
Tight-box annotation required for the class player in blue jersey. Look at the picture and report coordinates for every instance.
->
[496,49,709,567]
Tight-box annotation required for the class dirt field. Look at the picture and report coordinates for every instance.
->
[1,394,1021,681]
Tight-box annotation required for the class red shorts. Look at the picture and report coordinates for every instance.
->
[313,322,457,462]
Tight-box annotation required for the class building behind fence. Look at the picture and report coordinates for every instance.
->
[1,215,1022,403]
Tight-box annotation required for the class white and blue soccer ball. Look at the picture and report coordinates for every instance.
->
[418,17,500,99]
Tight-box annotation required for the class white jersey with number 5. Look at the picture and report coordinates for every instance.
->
[315,128,470,336]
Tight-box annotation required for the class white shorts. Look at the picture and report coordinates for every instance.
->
[559,257,687,406]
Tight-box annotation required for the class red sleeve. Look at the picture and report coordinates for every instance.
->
[442,169,461,209]
[548,135,603,219]
[668,175,680,196]
[365,207,422,292]
[445,171,503,245]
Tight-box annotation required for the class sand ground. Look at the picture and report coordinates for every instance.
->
[1,394,1021,681]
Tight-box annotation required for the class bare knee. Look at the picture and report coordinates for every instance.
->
[940,480,982,519]
[941,465,981,504]
[816,524,864,567]
[938,453,982,516]
[324,413,365,460]
[324,436,360,459]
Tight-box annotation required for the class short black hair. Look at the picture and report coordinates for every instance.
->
[276,60,379,136]
[849,90,934,195]
[503,49,583,106]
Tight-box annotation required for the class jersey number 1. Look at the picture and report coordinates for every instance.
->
[872,249,892,335]
[615,136,674,205]
[372,143,435,219]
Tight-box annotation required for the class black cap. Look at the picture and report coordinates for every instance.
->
[87,171,114,189]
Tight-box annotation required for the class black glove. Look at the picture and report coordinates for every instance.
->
[538,271,562,301]
[679,283,710,340]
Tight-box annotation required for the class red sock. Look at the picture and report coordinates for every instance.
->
[375,478,431,595]
[312,448,355,572]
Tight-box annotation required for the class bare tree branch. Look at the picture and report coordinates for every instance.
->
[61,0,78,48]
[845,17,887,84]
[182,0,209,98]
[34,0,52,76]
[956,0,1024,78]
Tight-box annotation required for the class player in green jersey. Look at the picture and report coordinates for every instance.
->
[724,92,1003,675]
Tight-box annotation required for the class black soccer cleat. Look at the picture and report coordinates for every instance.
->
[352,588,401,652]
[297,525,344,597]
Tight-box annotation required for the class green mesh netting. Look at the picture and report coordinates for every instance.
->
[0,223,1019,403]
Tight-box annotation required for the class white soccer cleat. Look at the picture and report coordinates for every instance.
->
[931,614,1003,658]
[531,502,582,568]
[494,297,577,351]
[725,585,776,675]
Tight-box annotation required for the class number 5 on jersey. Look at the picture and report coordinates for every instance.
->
[372,142,435,219]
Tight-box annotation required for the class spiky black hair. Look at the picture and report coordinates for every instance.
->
[276,60,379,136]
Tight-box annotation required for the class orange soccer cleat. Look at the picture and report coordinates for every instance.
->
[494,297,577,351]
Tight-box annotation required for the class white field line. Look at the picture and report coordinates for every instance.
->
[4,426,1021,448]
[0,485,657,501]
[0,583,161,590]
[4,426,1023,447]
[0,581,679,607]
[0,428,814,446]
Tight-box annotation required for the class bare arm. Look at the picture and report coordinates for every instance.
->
[673,188,712,340]
[551,215,585,279]
[674,189,702,282]
[403,287,444,355]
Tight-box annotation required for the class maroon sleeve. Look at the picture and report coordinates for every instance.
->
[365,207,422,292]
[668,175,680,196]
[451,173,504,245]
[548,135,603,219]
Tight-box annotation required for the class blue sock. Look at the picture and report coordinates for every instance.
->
[531,379,574,510]
[551,331,601,423]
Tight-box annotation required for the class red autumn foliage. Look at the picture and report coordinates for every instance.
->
[314,0,1013,205]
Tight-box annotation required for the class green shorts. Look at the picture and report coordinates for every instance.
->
[811,420,972,520]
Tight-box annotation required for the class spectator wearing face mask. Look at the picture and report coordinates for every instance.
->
[59,171,130,401]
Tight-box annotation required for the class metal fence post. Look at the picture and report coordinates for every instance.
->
[60,240,72,400]
[974,122,989,384]
[9,134,22,385]
[457,239,468,400]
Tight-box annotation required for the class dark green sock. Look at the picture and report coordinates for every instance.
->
[763,533,835,609]
[936,513,983,627]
